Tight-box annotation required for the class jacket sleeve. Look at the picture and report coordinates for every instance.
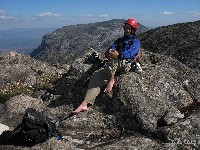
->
[120,39,140,59]
[110,39,119,50]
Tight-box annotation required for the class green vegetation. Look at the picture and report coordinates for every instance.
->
[37,70,43,76]
[0,94,10,103]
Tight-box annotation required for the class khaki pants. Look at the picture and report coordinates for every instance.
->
[83,59,123,105]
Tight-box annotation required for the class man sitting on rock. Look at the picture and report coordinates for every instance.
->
[73,18,142,113]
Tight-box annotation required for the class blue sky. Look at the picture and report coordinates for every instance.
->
[0,0,200,30]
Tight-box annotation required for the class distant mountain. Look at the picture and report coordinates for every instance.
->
[30,19,148,65]
[138,20,200,70]
[0,28,57,55]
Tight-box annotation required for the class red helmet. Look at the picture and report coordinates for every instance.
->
[124,18,138,29]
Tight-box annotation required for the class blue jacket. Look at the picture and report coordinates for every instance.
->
[110,35,140,61]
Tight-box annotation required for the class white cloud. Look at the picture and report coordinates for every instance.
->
[79,14,108,18]
[0,15,11,19]
[187,11,197,14]
[0,9,6,15]
[186,11,200,17]
[79,14,93,17]
[160,11,175,15]
[0,9,20,20]
[99,14,109,18]
[38,12,62,17]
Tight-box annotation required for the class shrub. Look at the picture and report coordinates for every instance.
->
[0,94,10,103]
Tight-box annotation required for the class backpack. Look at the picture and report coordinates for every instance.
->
[0,108,62,147]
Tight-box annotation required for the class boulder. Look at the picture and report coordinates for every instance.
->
[0,51,65,97]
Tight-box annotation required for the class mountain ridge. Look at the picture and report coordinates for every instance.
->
[30,19,148,65]
[138,20,200,70]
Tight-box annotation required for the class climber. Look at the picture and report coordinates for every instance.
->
[73,18,142,113]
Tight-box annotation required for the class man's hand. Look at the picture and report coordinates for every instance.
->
[105,49,119,59]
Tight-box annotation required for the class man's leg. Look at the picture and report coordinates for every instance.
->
[73,59,121,113]
[104,76,115,93]
[73,67,111,113]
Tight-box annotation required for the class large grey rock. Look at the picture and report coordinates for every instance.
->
[0,94,46,128]
[138,20,200,70]
[161,109,200,150]
[0,51,65,96]
[52,49,199,146]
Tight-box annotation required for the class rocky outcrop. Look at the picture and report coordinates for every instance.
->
[138,20,200,70]
[0,49,199,149]
[0,51,68,98]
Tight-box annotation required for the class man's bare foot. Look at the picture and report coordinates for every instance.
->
[104,78,115,93]
[72,105,89,114]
